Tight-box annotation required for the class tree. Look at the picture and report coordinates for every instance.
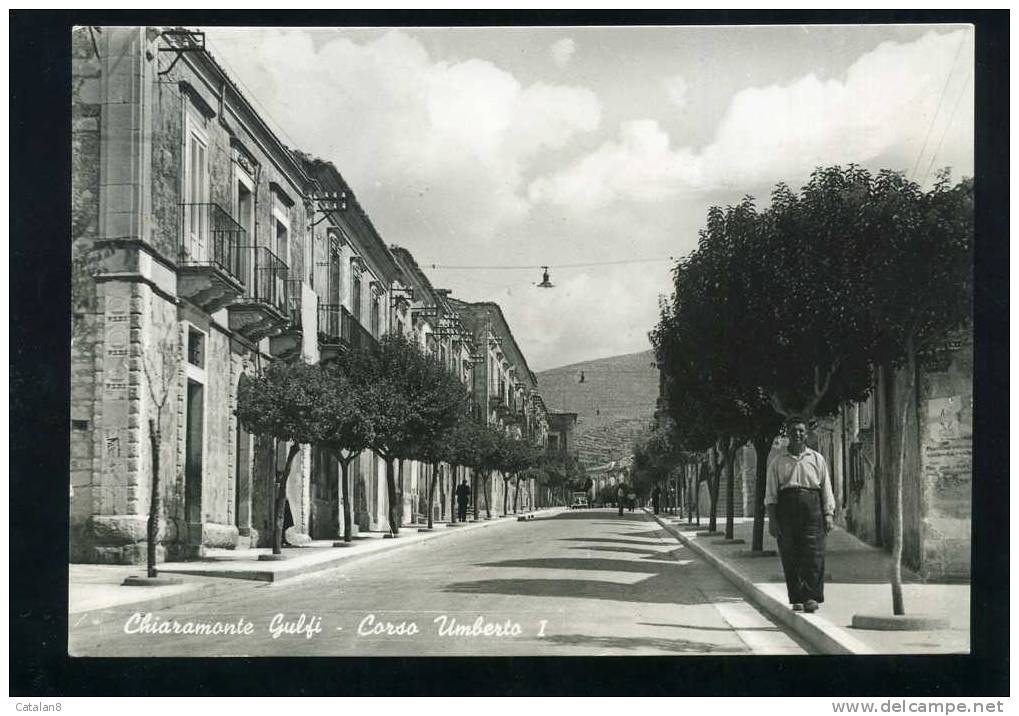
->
[863,172,973,615]
[336,334,466,535]
[140,326,177,578]
[498,438,542,516]
[236,360,330,555]
[317,364,373,543]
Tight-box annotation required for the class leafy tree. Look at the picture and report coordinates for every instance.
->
[497,438,542,516]
[336,334,465,535]
[236,360,330,555]
[317,364,373,543]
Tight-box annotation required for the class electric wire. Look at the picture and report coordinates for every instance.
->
[908,28,969,183]
[429,257,674,270]
[921,72,972,187]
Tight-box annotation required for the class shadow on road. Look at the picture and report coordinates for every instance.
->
[542,511,647,522]
[540,633,747,654]
[444,556,714,605]
[638,621,784,633]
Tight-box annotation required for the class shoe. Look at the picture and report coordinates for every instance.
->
[803,599,819,613]
[791,603,804,612]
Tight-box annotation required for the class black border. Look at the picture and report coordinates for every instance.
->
[10,9,1008,696]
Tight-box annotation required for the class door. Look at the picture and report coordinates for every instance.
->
[185,380,205,527]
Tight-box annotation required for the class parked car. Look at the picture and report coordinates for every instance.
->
[569,492,590,509]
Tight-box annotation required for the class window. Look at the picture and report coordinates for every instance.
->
[351,269,362,322]
[184,115,209,260]
[187,328,205,368]
[370,291,381,338]
[328,239,341,305]
[272,191,291,265]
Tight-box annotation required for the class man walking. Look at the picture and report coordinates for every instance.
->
[652,485,662,515]
[455,478,472,523]
[617,485,626,516]
[765,418,835,613]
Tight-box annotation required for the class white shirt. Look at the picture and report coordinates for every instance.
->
[764,447,835,517]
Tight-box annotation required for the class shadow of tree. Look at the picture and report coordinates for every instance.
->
[559,537,671,548]
[541,633,747,654]
[444,556,712,605]
[638,621,784,633]
[568,544,672,557]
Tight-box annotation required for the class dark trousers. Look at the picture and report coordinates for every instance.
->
[618,501,624,516]
[776,488,826,604]
[457,502,468,522]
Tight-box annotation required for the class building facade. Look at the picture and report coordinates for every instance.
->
[70,27,553,564]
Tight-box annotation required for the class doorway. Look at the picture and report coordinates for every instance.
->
[185,380,204,527]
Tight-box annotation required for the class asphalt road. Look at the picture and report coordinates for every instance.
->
[69,509,809,656]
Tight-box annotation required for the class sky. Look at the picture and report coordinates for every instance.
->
[204,24,974,371]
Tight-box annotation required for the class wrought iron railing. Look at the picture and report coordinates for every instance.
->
[238,246,289,316]
[342,304,378,352]
[317,302,343,344]
[284,279,303,330]
[179,203,245,281]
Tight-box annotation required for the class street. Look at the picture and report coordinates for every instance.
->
[70,510,808,656]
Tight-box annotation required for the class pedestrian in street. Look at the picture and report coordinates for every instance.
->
[617,485,626,516]
[652,485,662,515]
[766,417,835,614]
[455,478,472,523]
[627,491,636,512]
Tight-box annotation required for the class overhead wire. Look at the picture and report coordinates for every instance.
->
[429,257,674,271]
[920,72,972,187]
[908,28,970,183]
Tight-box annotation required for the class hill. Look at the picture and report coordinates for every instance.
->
[535,350,659,468]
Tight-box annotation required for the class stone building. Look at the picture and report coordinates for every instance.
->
[294,154,404,538]
[71,27,322,562]
[389,245,478,524]
[448,299,545,514]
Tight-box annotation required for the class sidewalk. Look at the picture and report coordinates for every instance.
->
[69,509,562,623]
[646,511,969,655]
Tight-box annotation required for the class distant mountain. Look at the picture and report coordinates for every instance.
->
[535,350,659,468]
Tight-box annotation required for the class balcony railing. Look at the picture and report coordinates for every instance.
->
[238,246,289,316]
[179,203,245,281]
[342,304,377,351]
[284,279,303,330]
[318,302,343,344]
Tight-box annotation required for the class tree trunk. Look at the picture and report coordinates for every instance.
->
[384,456,400,534]
[514,476,521,513]
[503,477,510,516]
[339,455,354,542]
[450,465,458,523]
[890,338,917,615]
[484,472,492,518]
[427,461,439,529]
[147,419,160,578]
[708,448,723,532]
[273,443,302,554]
[751,430,777,552]
[725,444,737,540]
[472,471,479,520]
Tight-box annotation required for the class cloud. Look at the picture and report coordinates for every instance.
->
[205,28,600,244]
[530,29,974,209]
[662,75,688,108]
[550,37,576,68]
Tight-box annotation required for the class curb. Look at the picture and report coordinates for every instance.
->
[69,582,221,628]
[645,510,875,655]
[157,511,527,585]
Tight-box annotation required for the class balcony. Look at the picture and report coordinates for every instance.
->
[269,279,304,360]
[227,246,289,342]
[177,203,245,313]
[318,304,378,361]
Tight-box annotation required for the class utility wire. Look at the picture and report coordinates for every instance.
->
[429,257,673,270]
[921,72,972,187]
[908,28,969,182]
